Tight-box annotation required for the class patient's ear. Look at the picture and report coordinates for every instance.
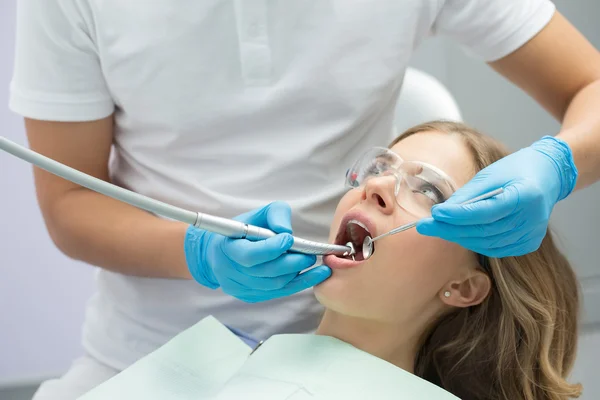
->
[440,269,491,308]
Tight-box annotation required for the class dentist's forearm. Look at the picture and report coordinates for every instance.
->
[48,186,192,279]
[557,79,600,190]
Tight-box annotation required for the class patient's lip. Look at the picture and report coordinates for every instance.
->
[323,254,362,270]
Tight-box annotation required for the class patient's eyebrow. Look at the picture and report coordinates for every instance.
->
[402,163,424,175]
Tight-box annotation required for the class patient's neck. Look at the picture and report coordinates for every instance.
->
[315,310,421,373]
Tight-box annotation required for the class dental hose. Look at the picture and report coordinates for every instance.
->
[0,136,353,257]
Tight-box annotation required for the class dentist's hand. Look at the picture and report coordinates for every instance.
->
[184,201,331,303]
[417,136,578,258]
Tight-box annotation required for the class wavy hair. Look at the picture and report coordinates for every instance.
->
[390,121,582,400]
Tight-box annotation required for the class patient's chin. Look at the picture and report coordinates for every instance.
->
[314,273,348,306]
[313,271,373,317]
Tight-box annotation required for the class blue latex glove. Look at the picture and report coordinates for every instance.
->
[416,136,578,257]
[184,201,332,303]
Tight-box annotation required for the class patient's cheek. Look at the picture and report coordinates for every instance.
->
[387,231,434,259]
[411,232,455,257]
[385,233,460,280]
[412,238,470,281]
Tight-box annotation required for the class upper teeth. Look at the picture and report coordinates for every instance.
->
[346,219,371,245]
[348,219,370,233]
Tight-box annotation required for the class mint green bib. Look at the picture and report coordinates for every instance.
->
[80,316,458,400]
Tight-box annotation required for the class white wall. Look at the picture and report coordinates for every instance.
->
[0,0,96,385]
[1,0,598,397]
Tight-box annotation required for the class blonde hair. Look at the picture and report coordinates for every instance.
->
[391,121,582,400]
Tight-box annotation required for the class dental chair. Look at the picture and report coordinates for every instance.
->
[395,67,462,136]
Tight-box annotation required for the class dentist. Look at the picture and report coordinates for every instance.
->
[8,0,600,399]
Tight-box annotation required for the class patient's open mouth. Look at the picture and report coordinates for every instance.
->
[324,212,376,269]
[339,220,371,262]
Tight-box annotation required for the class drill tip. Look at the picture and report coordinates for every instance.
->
[344,242,357,258]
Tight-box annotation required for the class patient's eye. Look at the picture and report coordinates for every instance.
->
[413,182,444,204]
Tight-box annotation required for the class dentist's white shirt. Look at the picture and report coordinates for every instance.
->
[11,0,554,377]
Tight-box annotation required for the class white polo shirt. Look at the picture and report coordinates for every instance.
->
[9,0,555,371]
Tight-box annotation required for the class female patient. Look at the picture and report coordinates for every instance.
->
[316,121,582,400]
[82,121,582,400]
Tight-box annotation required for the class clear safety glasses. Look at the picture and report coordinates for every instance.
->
[345,147,457,218]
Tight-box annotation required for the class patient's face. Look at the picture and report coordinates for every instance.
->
[315,131,479,325]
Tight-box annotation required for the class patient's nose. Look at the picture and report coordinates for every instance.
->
[363,175,397,215]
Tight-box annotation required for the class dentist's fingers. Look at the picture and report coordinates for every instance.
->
[236,253,317,277]
[223,233,295,267]
[237,266,332,303]
[430,185,519,226]
[223,270,298,292]
[417,210,523,240]
[233,201,293,234]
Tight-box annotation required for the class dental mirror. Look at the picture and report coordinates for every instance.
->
[361,188,504,260]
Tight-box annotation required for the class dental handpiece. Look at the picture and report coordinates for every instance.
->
[0,136,353,257]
